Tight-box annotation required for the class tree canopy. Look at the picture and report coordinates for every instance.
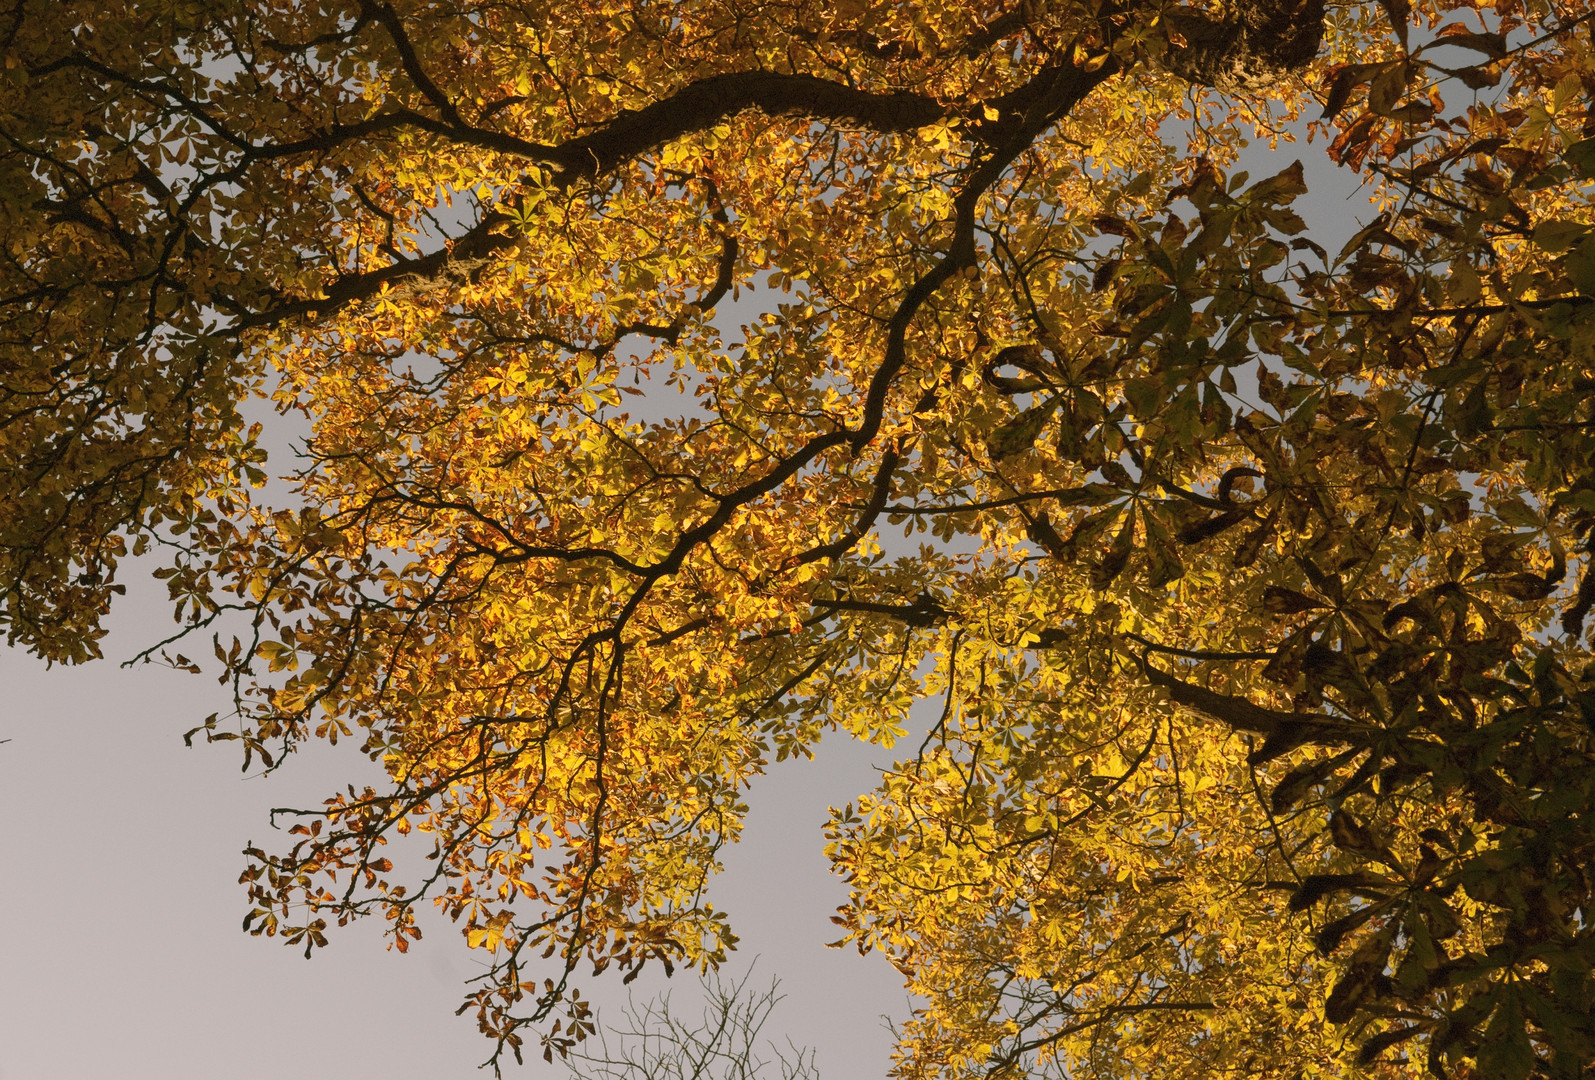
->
[5,0,1595,1075]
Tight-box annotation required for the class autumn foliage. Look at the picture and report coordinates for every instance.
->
[5,0,1595,1076]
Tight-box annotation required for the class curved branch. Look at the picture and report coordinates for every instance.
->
[1138,653,1359,758]
[547,71,946,183]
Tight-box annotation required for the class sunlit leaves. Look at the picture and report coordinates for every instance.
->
[8,0,1595,1077]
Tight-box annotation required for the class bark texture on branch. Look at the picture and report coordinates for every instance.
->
[552,72,947,182]
[1162,0,1327,93]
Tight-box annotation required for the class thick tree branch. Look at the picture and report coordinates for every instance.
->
[1138,654,1358,758]
[547,71,947,183]
[811,594,953,627]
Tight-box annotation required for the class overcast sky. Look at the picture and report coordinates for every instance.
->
[0,561,917,1078]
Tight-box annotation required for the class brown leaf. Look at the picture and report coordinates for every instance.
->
[1368,63,1412,117]
[1456,62,1503,89]
[1329,112,1381,169]
[1245,161,1308,205]
[1232,507,1279,569]
[1263,586,1327,615]
[1377,0,1411,48]
[1091,213,1137,238]
[1494,573,1555,601]
[1090,512,1136,590]
[1322,62,1399,121]
[1091,255,1121,292]
[1329,808,1386,856]
[1325,929,1396,1022]
[1434,24,1507,59]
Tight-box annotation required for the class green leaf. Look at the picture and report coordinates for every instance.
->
[1532,220,1591,253]
[1565,235,1595,296]
[1566,137,1595,179]
[1477,993,1535,1080]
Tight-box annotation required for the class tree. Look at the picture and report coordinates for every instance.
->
[4,0,1595,1076]
[558,968,819,1080]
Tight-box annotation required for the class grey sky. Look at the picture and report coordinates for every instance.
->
[0,559,915,1077]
